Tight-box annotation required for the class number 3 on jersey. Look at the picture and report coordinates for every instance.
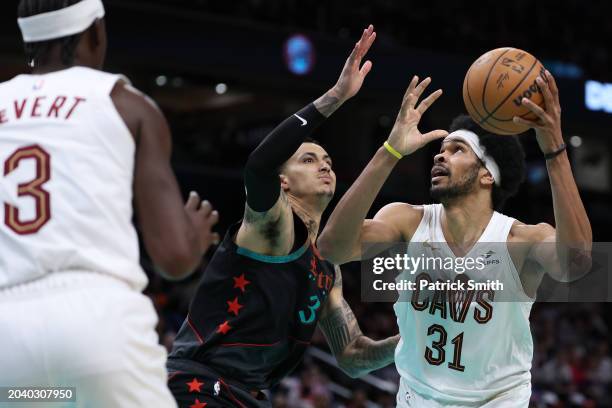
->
[2,145,51,235]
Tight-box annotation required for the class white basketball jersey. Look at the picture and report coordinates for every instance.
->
[0,66,147,290]
[394,204,533,404]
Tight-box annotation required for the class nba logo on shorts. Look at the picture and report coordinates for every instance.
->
[405,389,413,405]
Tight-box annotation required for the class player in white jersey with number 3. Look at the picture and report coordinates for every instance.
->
[0,1,220,407]
[318,73,592,406]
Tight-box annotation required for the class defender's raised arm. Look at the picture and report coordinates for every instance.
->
[236,25,377,254]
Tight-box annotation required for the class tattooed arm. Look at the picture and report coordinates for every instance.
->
[318,266,400,378]
[236,25,377,255]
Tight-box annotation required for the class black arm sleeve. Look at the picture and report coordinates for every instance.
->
[244,103,326,212]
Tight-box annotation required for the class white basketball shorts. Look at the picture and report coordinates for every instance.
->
[0,272,177,408]
[396,376,531,408]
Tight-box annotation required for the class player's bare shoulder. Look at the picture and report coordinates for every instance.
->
[507,219,556,285]
[373,202,424,241]
[110,80,166,141]
[507,219,556,262]
[508,220,555,244]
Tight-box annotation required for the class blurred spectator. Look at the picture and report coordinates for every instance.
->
[345,389,368,408]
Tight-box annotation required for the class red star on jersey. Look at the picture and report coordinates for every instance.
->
[233,274,251,293]
[312,244,323,260]
[217,320,231,335]
[190,399,207,408]
[227,297,244,316]
[186,377,204,393]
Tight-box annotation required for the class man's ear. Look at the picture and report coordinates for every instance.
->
[89,19,103,49]
[479,167,495,187]
[280,174,289,192]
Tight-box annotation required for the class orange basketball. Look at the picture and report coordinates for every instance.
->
[462,47,546,135]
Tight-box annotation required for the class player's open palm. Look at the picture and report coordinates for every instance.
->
[185,191,220,254]
[387,76,448,156]
[332,24,376,102]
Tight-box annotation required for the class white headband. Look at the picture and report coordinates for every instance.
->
[18,0,105,43]
[444,129,501,186]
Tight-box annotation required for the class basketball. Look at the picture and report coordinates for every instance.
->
[463,47,546,135]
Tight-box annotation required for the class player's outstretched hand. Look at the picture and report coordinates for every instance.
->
[386,76,448,157]
[185,191,220,254]
[513,70,564,154]
[331,24,376,102]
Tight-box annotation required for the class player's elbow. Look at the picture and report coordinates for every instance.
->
[159,257,199,281]
[336,355,367,379]
[317,234,349,265]
[563,249,593,282]
[151,240,201,280]
[340,366,365,379]
[317,245,343,265]
[552,246,593,283]
[573,250,592,276]
[340,368,362,379]
[316,236,335,261]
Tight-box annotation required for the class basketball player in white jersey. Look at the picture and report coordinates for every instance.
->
[0,1,219,407]
[318,72,592,407]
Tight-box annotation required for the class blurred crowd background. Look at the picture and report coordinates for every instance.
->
[1,1,611,407]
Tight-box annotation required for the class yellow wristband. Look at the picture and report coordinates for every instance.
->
[384,141,403,160]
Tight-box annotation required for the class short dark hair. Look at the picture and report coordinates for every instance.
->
[18,0,83,66]
[278,137,325,173]
[302,137,322,146]
[449,114,526,211]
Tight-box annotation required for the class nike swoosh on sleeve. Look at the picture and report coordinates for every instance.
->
[293,114,308,126]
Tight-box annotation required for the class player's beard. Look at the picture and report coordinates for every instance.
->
[315,175,335,201]
[316,186,335,208]
[430,162,480,203]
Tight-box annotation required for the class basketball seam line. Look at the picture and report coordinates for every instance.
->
[465,64,487,120]
[489,109,538,122]
[480,48,512,116]
[468,70,536,130]
[479,58,539,125]
[467,84,517,134]
[466,68,515,133]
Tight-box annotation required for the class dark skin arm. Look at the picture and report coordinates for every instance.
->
[318,266,399,378]
[111,80,219,279]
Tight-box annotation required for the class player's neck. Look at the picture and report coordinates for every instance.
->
[32,62,73,75]
[287,195,322,244]
[30,46,66,74]
[30,47,94,75]
[441,194,494,248]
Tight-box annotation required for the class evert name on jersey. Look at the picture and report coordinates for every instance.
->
[0,95,86,124]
